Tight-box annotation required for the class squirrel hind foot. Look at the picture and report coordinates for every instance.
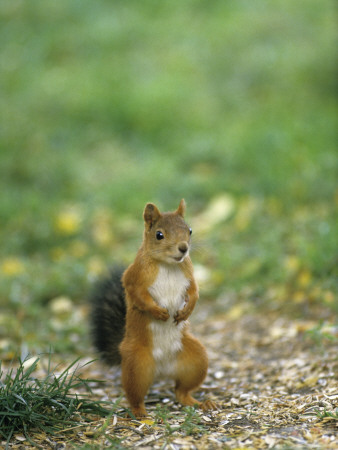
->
[130,406,148,418]
[200,399,219,411]
[176,391,219,412]
[175,391,201,408]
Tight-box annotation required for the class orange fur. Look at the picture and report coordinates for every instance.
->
[120,199,216,417]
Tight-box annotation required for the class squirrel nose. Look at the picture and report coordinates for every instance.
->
[178,243,188,254]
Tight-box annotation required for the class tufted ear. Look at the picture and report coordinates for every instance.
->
[144,203,161,230]
[176,199,186,217]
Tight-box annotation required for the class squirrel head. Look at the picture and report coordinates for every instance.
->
[143,199,192,264]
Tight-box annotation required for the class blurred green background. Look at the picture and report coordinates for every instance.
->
[0,0,337,356]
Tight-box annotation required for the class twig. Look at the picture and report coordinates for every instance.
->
[54,423,87,434]
[114,425,145,437]
[134,432,166,447]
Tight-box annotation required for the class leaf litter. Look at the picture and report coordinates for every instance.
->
[1,312,337,449]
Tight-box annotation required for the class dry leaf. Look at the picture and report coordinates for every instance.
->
[50,296,73,315]
[192,193,235,233]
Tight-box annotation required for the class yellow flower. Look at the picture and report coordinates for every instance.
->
[1,257,25,276]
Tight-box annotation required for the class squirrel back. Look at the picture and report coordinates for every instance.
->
[89,266,126,365]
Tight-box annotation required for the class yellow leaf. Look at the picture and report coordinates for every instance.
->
[233,448,254,450]
[92,222,114,246]
[235,197,258,231]
[297,270,312,288]
[69,240,88,257]
[50,296,73,315]
[55,208,82,235]
[87,257,105,277]
[140,419,155,426]
[192,193,235,233]
[226,305,245,320]
[1,257,24,276]
[0,339,10,350]
[284,256,300,273]
[50,247,65,261]
[323,291,335,304]
[293,291,305,304]
[303,376,318,387]
[193,264,211,287]
[92,209,115,246]
[22,357,39,371]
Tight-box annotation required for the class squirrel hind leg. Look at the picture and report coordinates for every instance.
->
[121,343,155,418]
[174,333,210,409]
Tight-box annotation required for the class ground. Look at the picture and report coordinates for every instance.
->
[4,310,336,449]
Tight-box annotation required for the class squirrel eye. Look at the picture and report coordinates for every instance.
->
[156,231,164,240]
[189,227,192,235]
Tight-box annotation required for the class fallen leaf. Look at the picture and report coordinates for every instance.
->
[50,296,73,315]
[192,194,235,233]
[140,419,155,426]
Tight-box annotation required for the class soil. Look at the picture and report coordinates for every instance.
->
[4,311,337,449]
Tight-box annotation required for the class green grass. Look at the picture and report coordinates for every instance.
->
[0,0,337,355]
[316,408,338,421]
[154,404,207,437]
[0,355,115,447]
[305,322,338,347]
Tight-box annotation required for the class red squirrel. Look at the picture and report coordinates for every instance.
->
[90,199,217,417]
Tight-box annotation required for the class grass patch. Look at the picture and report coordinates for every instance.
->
[154,404,207,437]
[0,0,336,362]
[0,355,115,447]
[316,408,338,421]
[305,322,338,347]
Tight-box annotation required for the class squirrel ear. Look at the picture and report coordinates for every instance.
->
[144,203,161,229]
[176,199,186,217]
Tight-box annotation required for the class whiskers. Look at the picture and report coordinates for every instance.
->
[148,247,172,256]
[147,247,177,261]
[190,236,208,257]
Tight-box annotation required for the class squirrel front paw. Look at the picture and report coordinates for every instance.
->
[174,307,191,325]
[151,306,170,321]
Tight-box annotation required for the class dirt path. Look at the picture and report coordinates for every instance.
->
[194,313,337,449]
[81,312,337,449]
[5,312,337,448]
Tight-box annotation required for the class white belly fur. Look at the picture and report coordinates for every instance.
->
[148,264,189,378]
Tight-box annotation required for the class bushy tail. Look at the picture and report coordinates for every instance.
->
[89,267,126,365]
